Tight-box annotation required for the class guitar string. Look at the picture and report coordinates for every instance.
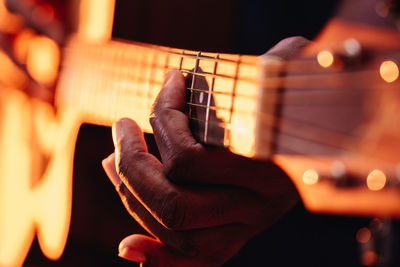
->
[65,44,398,136]
[187,113,354,150]
[63,47,400,173]
[66,43,394,90]
[68,56,392,102]
[81,39,400,73]
[187,116,398,172]
[185,88,371,106]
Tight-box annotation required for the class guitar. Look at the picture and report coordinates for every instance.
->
[1,0,400,266]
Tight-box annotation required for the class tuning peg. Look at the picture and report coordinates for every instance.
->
[317,38,363,70]
[329,161,357,187]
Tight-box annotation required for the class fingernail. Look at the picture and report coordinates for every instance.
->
[164,70,181,85]
[119,247,147,263]
[102,154,120,187]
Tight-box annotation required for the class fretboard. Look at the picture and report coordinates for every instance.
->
[55,37,267,157]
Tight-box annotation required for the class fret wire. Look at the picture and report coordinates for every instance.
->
[189,116,229,129]
[186,87,256,99]
[68,56,385,89]
[132,46,143,104]
[164,48,171,75]
[190,97,362,150]
[227,55,241,146]
[188,116,345,161]
[189,51,201,118]
[179,50,184,70]
[188,115,351,156]
[155,46,257,66]
[204,54,219,143]
[146,50,157,111]
[179,69,256,84]
[187,102,235,113]
[188,116,383,166]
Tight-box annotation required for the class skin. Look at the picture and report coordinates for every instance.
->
[103,37,309,266]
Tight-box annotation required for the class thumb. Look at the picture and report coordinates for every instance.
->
[263,36,310,59]
[118,235,206,267]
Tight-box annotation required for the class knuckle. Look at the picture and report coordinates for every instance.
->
[163,144,202,180]
[282,35,310,44]
[159,190,187,230]
[163,150,190,180]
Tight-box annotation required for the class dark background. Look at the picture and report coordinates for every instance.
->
[23,0,399,266]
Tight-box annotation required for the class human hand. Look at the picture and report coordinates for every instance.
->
[102,36,309,266]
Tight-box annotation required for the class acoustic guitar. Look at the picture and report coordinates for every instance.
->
[0,0,400,266]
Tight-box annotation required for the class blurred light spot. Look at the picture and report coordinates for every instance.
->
[375,1,389,17]
[344,38,361,57]
[26,36,60,85]
[78,0,116,42]
[302,169,319,185]
[20,0,35,8]
[317,50,334,68]
[396,164,400,183]
[356,227,371,244]
[362,251,378,266]
[0,0,24,33]
[13,29,35,64]
[380,61,399,83]
[32,5,55,26]
[366,169,386,191]
[331,161,346,179]
[369,218,382,230]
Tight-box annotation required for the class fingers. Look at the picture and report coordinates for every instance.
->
[118,235,207,267]
[149,70,204,177]
[119,235,188,267]
[102,154,190,254]
[107,118,269,230]
[103,153,256,261]
[262,36,310,59]
[118,230,246,267]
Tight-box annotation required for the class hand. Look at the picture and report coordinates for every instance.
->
[102,36,309,266]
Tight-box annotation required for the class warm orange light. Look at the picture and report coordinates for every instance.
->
[32,4,55,26]
[375,1,389,18]
[366,169,386,191]
[13,29,36,64]
[0,90,76,267]
[78,0,116,43]
[26,36,60,85]
[317,50,334,68]
[379,60,399,83]
[302,169,319,185]
[356,227,371,244]
[0,0,24,33]
[362,251,378,266]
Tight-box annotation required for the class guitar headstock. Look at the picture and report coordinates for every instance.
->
[262,18,400,218]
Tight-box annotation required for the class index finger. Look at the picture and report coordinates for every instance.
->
[150,70,204,174]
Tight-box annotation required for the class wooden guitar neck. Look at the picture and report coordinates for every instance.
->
[56,37,277,158]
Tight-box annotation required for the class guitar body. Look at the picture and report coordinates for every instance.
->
[0,88,82,265]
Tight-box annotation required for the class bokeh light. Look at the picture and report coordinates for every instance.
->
[380,60,399,83]
[317,50,334,68]
[302,169,319,185]
[366,169,386,191]
[26,36,60,85]
[356,227,371,244]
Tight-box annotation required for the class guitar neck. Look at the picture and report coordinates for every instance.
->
[55,37,271,158]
